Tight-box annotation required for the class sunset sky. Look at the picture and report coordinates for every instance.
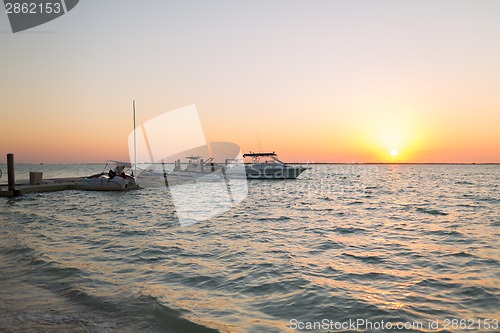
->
[1,1,499,163]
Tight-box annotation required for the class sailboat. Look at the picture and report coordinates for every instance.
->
[75,102,140,191]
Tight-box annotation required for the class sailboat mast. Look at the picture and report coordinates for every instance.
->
[133,100,137,178]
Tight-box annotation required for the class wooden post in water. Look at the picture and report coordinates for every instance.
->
[7,153,16,194]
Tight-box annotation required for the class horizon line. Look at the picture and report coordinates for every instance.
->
[2,162,499,165]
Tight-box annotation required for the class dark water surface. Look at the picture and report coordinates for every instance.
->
[1,164,499,332]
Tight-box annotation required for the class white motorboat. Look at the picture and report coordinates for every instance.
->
[78,161,139,191]
[169,156,222,182]
[242,152,309,179]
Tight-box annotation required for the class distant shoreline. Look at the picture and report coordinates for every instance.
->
[296,162,500,165]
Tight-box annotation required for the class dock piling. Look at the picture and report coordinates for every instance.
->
[7,153,15,193]
[4,153,21,197]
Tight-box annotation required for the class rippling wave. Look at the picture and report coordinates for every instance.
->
[1,164,499,332]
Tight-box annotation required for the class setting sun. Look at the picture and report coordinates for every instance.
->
[353,105,424,163]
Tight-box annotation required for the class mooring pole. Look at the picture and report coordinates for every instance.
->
[7,153,15,193]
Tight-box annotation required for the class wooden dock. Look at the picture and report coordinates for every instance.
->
[0,182,75,197]
[0,154,81,197]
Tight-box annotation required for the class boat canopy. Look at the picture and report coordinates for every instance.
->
[243,152,277,157]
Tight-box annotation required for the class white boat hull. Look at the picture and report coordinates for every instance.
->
[137,173,194,187]
[244,165,308,179]
[75,176,138,191]
[167,171,222,183]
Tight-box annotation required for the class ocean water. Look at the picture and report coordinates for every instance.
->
[0,164,499,332]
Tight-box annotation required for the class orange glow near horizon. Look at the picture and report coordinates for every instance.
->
[2,103,500,164]
[341,105,425,163]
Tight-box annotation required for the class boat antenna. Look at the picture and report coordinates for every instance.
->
[133,100,137,178]
[257,132,263,153]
